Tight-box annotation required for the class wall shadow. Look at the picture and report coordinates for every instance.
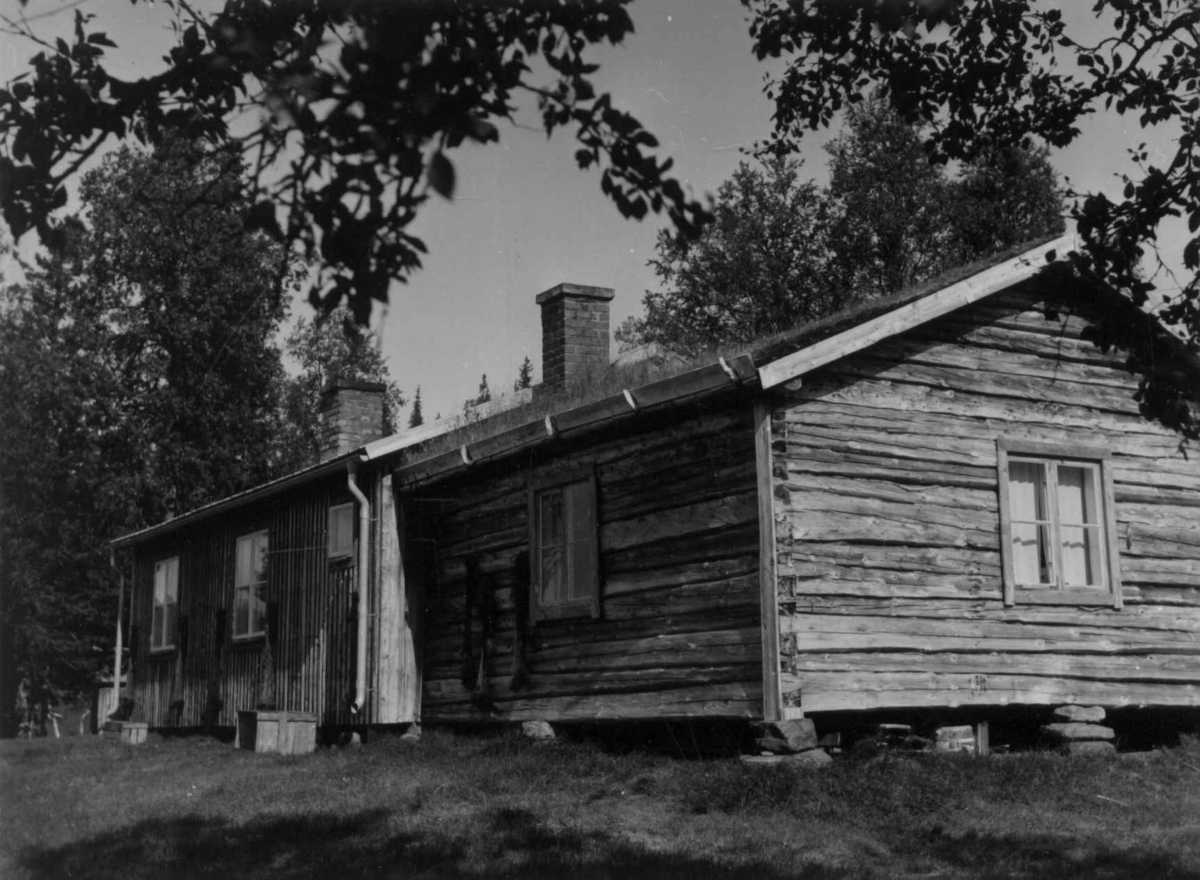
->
[16,805,853,880]
[19,802,1198,879]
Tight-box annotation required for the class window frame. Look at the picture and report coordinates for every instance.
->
[150,555,179,653]
[996,439,1122,609]
[233,529,270,641]
[328,502,355,561]
[527,466,601,622]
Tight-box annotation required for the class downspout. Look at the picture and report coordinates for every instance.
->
[347,460,370,716]
[110,549,124,713]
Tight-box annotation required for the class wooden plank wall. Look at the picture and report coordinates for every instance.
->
[771,280,1200,714]
[127,471,377,729]
[416,395,763,721]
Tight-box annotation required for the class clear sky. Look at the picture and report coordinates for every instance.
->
[1,0,1184,423]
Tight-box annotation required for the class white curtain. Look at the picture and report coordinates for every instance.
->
[1058,465,1101,587]
[1009,461,1048,585]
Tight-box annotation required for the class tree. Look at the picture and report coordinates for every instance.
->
[0,228,122,735]
[462,373,493,423]
[825,95,1064,298]
[618,156,837,353]
[745,0,1199,436]
[1,0,709,325]
[78,141,293,517]
[621,103,1062,356]
[475,374,493,405]
[0,140,291,732]
[408,386,425,429]
[824,95,955,298]
[514,356,535,392]
[279,308,405,471]
[951,141,1066,261]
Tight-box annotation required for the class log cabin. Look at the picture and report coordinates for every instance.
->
[109,234,1200,738]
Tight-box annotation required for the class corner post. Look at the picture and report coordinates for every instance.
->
[754,396,783,721]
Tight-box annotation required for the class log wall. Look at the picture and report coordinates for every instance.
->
[126,470,386,730]
[771,280,1200,714]
[413,394,763,722]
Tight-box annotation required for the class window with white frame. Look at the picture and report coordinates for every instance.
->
[328,502,354,560]
[151,556,179,651]
[529,469,600,621]
[997,439,1121,608]
[234,530,269,638]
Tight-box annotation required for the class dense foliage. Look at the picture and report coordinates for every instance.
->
[0,143,292,733]
[1,0,709,324]
[620,98,1063,354]
[619,157,837,353]
[745,0,1199,436]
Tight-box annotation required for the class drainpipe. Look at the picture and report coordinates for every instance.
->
[347,460,370,716]
[111,549,124,713]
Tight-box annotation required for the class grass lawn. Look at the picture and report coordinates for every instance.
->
[2,728,1199,879]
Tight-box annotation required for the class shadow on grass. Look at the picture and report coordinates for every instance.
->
[917,828,1200,880]
[19,801,1199,880]
[16,805,849,880]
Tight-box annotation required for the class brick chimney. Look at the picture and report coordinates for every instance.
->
[536,283,614,392]
[318,378,387,460]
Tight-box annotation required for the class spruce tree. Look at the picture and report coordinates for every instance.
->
[514,356,534,391]
[408,386,424,429]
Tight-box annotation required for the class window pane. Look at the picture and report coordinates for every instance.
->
[166,558,179,602]
[151,605,164,648]
[236,536,253,586]
[329,505,353,557]
[166,601,178,646]
[253,532,269,581]
[252,582,267,634]
[1009,460,1048,521]
[1058,465,1099,526]
[1061,525,1104,588]
[234,586,249,636]
[540,545,564,606]
[1012,522,1053,585]
[564,481,596,602]
[567,539,596,602]
[539,491,563,546]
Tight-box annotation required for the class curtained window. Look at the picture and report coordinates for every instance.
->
[998,440,1120,608]
[529,468,600,621]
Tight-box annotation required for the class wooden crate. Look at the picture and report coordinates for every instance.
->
[236,710,318,755]
[102,720,148,745]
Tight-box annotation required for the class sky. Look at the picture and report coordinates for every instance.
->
[1,0,1186,423]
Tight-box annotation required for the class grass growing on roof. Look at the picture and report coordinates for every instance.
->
[3,727,1200,879]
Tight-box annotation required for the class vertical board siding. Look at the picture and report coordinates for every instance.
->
[417,397,763,721]
[772,281,1200,713]
[126,470,383,730]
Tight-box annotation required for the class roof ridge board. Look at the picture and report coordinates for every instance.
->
[756,234,1076,390]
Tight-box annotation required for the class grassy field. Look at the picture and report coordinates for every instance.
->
[2,728,1199,880]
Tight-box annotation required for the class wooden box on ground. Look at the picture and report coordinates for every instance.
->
[237,710,318,755]
[102,720,148,745]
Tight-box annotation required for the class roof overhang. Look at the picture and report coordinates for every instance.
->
[107,395,538,550]
[396,354,758,488]
[108,454,357,550]
[756,233,1076,390]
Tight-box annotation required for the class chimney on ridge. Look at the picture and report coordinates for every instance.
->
[536,283,615,392]
[318,378,387,461]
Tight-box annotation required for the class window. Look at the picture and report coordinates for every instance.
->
[151,556,179,651]
[997,439,1121,608]
[529,469,600,620]
[234,530,269,638]
[329,503,354,560]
